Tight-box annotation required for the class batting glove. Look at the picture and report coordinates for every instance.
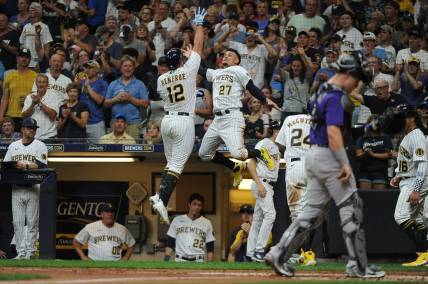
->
[193,7,207,26]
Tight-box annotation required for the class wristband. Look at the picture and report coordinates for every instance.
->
[332,147,349,167]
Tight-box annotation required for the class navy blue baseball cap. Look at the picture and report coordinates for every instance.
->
[114,114,127,122]
[239,204,254,214]
[22,118,39,129]
[99,203,116,213]
[418,101,428,109]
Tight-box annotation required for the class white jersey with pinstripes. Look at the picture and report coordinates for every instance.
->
[206,65,251,112]
[167,214,215,258]
[275,114,311,164]
[158,52,201,113]
[74,220,136,261]
[395,128,427,178]
[255,138,280,181]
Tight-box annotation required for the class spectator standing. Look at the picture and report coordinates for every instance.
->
[19,2,53,69]
[117,4,140,30]
[10,0,30,32]
[336,11,363,52]
[360,32,388,68]
[286,0,326,34]
[396,30,428,73]
[104,15,119,40]
[366,55,394,90]
[64,20,98,55]
[135,24,157,74]
[356,115,393,190]
[73,203,135,261]
[392,57,428,107]
[78,60,108,143]
[71,49,89,81]
[0,13,19,70]
[228,204,254,262]
[418,101,428,136]
[0,117,21,144]
[104,56,149,140]
[245,98,269,140]
[3,117,47,260]
[41,0,66,40]
[376,25,396,70]
[139,6,153,26]
[0,47,36,131]
[255,1,270,34]
[310,48,338,94]
[164,193,215,262]
[95,25,123,70]
[76,0,108,33]
[22,74,61,140]
[119,24,146,64]
[99,114,136,144]
[57,82,89,142]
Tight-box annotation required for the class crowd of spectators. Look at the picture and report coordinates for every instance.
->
[0,0,426,186]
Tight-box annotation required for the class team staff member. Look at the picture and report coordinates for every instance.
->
[228,204,254,262]
[246,121,280,262]
[264,55,385,278]
[3,118,48,260]
[164,193,215,262]
[390,106,428,266]
[73,203,135,261]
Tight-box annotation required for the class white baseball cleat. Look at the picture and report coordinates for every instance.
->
[345,262,385,278]
[150,193,170,224]
[264,252,295,277]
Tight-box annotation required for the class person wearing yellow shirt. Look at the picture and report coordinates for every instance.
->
[0,47,37,131]
[98,114,136,144]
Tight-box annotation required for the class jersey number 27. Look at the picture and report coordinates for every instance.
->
[167,84,184,103]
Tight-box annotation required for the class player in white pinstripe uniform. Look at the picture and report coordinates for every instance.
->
[150,7,207,224]
[198,49,280,185]
[246,121,280,262]
[73,204,136,261]
[390,106,428,266]
[3,118,48,260]
[275,114,318,265]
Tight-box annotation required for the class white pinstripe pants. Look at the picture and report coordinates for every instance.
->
[285,160,307,222]
[394,178,428,225]
[161,115,195,174]
[12,185,40,256]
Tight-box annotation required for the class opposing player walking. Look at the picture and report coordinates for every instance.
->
[198,48,279,185]
[246,121,280,262]
[150,8,207,224]
[390,106,428,266]
[264,55,385,278]
[4,118,48,260]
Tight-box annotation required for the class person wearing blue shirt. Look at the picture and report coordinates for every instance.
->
[85,0,108,32]
[104,55,149,141]
[78,60,109,143]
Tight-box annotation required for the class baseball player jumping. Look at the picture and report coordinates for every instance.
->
[246,121,280,262]
[198,48,280,186]
[264,55,385,278]
[275,113,318,266]
[4,118,48,260]
[150,7,207,224]
[390,105,428,266]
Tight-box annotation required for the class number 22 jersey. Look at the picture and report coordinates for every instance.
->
[157,52,201,113]
[206,65,251,112]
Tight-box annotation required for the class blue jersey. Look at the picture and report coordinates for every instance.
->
[309,83,345,145]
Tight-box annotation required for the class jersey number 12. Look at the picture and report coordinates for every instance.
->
[167,84,184,103]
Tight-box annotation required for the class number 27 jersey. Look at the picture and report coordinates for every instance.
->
[157,52,201,113]
[206,65,251,112]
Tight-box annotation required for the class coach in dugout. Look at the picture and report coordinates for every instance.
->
[73,203,135,261]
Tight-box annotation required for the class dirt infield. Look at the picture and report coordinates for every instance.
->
[0,267,427,283]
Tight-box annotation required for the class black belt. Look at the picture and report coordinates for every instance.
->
[262,179,276,187]
[214,109,231,116]
[290,158,301,162]
[176,254,203,261]
[166,111,189,116]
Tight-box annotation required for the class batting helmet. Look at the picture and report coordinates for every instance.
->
[269,120,281,130]
[166,48,181,70]
[336,54,371,84]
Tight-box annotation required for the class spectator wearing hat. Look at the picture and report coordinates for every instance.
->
[64,20,98,55]
[104,15,120,41]
[19,2,53,69]
[360,32,388,68]
[98,114,136,144]
[376,25,396,68]
[0,13,19,70]
[283,26,297,49]
[117,4,140,31]
[310,48,338,93]
[336,11,363,52]
[104,55,149,140]
[417,101,428,135]
[0,117,21,144]
[392,56,428,107]
[215,25,278,89]
[95,25,123,71]
[57,82,89,142]
[214,11,246,43]
[147,1,175,33]
[264,16,281,50]
[293,30,321,70]
[0,47,37,131]
[78,59,108,143]
[119,24,146,64]
[228,204,254,262]
[73,203,136,261]
[22,74,62,140]
[396,30,428,73]
[286,0,326,35]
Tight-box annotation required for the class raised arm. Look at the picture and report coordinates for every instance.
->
[193,7,208,56]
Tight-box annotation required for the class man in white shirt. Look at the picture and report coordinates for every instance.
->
[336,11,363,52]
[147,1,176,33]
[396,30,428,73]
[286,0,326,34]
[19,2,53,69]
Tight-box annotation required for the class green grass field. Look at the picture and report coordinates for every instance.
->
[0,259,426,272]
[0,273,50,281]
